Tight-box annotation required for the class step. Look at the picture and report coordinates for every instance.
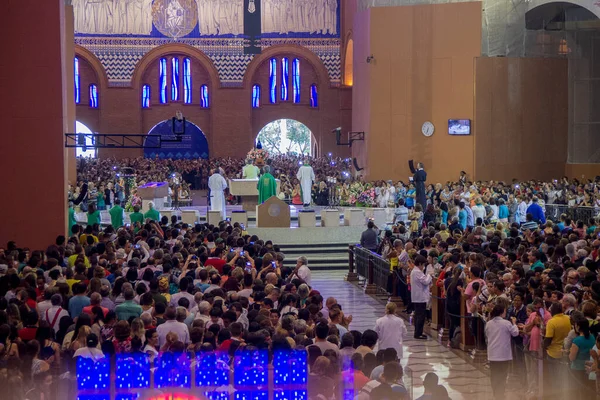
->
[278,244,351,250]
[278,248,350,255]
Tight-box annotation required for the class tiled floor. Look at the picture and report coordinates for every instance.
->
[310,270,519,400]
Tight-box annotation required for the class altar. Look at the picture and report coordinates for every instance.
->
[229,178,281,211]
[137,182,168,211]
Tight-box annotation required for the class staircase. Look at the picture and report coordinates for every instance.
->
[278,243,350,271]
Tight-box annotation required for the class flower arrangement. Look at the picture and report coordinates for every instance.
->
[247,148,269,162]
[358,188,376,207]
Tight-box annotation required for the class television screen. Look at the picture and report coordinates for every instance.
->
[448,119,471,135]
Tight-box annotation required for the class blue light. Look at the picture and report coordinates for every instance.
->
[89,84,98,108]
[74,57,80,104]
[269,58,277,103]
[142,85,151,108]
[293,58,301,103]
[171,57,180,101]
[183,57,192,104]
[159,58,168,104]
[310,84,318,108]
[252,84,261,108]
[115,353,150,389]
[196,352,230,387]
[281,57,289,101]
[76,356,110,390]
[154,352,191,389]
[234,349,268,387]
[200,85,209,108]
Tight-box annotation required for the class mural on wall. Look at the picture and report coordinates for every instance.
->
[73,0,341,86]
[144,119,209,159]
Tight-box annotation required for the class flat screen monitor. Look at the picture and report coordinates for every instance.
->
[448,119,471,135]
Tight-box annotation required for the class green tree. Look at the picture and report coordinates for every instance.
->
[286,120,311,155]
[256,122,282,155]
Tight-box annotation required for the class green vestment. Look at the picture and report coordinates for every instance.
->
[257,173,277,204]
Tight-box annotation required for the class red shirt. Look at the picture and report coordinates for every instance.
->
[18,327,38,342]
[83,305,109,319]
[205,258,226,274]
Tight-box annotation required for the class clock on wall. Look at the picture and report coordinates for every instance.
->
[422,121,434,137]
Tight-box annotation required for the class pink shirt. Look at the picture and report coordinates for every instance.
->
[526,311,551,352]
[464,278,485,314]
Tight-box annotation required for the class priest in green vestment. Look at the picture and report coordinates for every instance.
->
[257,165,277,204]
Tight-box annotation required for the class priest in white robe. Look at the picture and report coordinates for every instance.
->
[208,169,227,220]
[296,160,315,206]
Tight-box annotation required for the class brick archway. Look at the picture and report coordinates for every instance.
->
[243,44,331,89]
[131,43,221,90]
[255,118,319,157]
[74,45,109,90]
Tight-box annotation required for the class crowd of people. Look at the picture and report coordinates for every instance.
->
[75,156,600,212]
[363,181,600,399]
[0,214,452,400]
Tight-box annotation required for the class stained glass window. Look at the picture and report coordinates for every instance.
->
[200,85,209,108]
[269,58,277,103]
[293,58,300,103]
[183,58,192,104]
[159,58,167,104]
[310,84,318,108]
[281,57,289,101]
[252,84,261,108]
[89,84,98,108]
[74,57,80,104]
[171,57,180,101]
[142,85,151,108]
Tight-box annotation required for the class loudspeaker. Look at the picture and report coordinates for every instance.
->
[352,158,364,172]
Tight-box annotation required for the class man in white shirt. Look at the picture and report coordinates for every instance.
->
[485,303,519,399]
[291,256,311,285]
[374,302,407,359]
[410,255,432,340]
[516,195,528,224]
[43,294,70,333]
[157,306,190,347]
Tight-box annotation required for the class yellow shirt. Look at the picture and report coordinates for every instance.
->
[67,254,91,269]
[545,313,571,359]
[389,257,399,272]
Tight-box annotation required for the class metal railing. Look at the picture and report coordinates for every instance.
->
[545,204,600,223]
[351,245,391,296]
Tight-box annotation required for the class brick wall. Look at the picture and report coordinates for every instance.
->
[75,45,352,160]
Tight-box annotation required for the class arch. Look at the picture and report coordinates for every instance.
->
[343,39,354,86]
[74,45,109,90]
[144,119,209,159]
[243,44,332,89]
[526,0,600,20]
[256,118,317,157]
[131,43,221,90]
[75,121,97,158]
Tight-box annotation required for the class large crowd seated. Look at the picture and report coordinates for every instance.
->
[2,154,599,399]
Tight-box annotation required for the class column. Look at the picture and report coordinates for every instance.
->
[0,0,67,249]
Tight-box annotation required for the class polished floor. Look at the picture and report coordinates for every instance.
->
[310,271,523,400]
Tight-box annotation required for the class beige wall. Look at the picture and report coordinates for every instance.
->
[353,3,481,183]
[474,57,568,181]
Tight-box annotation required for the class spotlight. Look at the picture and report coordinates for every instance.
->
[328,153,332,157]
[113,166,117,170]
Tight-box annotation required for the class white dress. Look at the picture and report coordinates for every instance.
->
[208,173,228,220]
[296,165,315,205]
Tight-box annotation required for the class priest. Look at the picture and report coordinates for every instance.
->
[208,168,228,220]
[257,165,277,204]
[296,160,315,207]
